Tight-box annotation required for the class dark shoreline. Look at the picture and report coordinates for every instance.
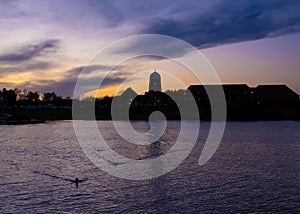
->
[1,108,300,125]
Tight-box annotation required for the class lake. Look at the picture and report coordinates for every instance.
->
[0,121,299,213]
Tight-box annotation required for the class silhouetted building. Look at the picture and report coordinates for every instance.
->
[187,84,255,106]
[187,84,299,120]
[254,85,299,104]
[131,91,171,110]
[130,91,179,119]
[120,87,137,101]
[149,70,162,92]
[111,87,137,112]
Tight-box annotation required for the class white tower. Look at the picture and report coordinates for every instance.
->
[149,70,162,92]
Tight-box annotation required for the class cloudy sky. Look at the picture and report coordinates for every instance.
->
[0,0,300,97]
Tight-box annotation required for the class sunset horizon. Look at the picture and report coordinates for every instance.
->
[0,1,299,213]
[0,1,300,97]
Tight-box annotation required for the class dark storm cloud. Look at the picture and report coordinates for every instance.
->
[0,39,60,62]
[143,0,300,49]
[94,0,300,57]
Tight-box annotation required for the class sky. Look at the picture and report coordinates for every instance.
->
[0,0,300,97]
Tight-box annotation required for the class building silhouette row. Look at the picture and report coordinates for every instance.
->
[1,70,299,121]
[113,70,299,120]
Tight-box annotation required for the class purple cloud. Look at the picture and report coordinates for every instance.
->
[0,39,60,62]
[143,0,300,49]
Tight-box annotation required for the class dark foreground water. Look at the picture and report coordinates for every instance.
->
[0,121,299,213]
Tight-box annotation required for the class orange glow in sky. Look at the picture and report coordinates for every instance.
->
[0,1,299,97]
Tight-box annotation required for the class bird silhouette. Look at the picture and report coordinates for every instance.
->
[33,170,87,188]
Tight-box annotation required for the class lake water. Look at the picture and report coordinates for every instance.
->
[0,121,299,213]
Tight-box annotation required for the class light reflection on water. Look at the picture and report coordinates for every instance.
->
[0,121,299,213]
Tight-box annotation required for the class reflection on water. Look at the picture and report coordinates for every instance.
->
[0,121,299,212]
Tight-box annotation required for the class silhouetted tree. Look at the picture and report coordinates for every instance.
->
[0,89,3,102]
[26,91,40,103]
[14,88,22,100]
[43,92,58,102]
[1,88,17,104]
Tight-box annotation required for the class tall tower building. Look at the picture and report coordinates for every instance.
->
[149,70,162,92]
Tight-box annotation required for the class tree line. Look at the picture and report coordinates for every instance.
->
[0,87,113,111]
[0,88,68,104]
